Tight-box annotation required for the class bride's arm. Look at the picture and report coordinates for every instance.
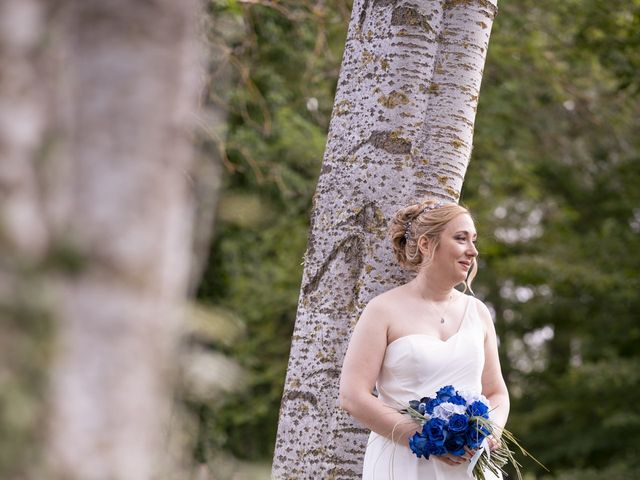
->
[477,300,510,441]
[338,298,420,443]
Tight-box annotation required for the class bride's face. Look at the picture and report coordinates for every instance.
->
[428,213,478,284]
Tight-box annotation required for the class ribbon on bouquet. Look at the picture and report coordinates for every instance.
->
[467,437,490,478]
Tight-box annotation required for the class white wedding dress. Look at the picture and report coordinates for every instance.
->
[361,295,503,480]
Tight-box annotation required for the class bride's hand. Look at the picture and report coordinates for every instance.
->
[435,454,463,466]
[435,447,476,466]
[487,435,502,451]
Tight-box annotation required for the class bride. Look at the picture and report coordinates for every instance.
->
[339,200,509,479]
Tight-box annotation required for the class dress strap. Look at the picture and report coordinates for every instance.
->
[465,296,485,334]
[453,294,472,336]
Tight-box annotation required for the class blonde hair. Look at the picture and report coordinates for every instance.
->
[389,199,478,292]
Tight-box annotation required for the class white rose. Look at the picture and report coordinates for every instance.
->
[458,389,490,407]
[432,402,467,421]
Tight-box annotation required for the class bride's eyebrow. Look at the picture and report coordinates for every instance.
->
[455,230,478,238]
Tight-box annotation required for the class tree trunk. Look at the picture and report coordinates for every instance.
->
[0,2,54,477]
[272,0,498,478]
[0,0,200,478]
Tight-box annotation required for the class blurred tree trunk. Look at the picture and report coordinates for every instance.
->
[272,0,498,478]
[0,0,201,479]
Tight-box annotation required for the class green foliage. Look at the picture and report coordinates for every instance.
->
[194,0,350,460]
[197,0,640,477]
[465,0,640,476]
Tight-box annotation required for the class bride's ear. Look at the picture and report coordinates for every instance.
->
[416,235,433,257]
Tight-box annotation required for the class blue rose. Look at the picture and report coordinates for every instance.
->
[444,433,466,456]
[418,396,433,414]
[409,432,429,459]
[424,417,446,446]
[467,400,489,418]
[466,433,483,449]
[448,413,470,434]
[449,394,467,406]
[436,385,456,401]
[425,398,442,414]
[426,438,447,456]
[466,422,491,449]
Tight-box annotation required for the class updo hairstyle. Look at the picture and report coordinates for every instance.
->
[389,199,477,289]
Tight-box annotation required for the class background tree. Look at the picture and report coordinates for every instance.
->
[0,0,201,478]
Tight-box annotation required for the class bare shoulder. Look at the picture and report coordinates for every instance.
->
[358,285,407,325]
[365,284,408,311]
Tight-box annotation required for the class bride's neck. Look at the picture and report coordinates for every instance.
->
[413,271,455,302]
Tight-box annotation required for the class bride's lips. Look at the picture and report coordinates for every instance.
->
[458,260,471,270]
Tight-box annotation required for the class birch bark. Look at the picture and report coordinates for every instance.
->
[0,0,200,478]
[272,0,498,478]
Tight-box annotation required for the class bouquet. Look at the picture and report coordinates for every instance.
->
[402,385,545,480]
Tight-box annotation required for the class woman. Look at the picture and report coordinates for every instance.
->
[339,200,509,479]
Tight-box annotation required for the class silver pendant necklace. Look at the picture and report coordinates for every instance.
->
[437,294,454,323]
[421,290,455,324]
